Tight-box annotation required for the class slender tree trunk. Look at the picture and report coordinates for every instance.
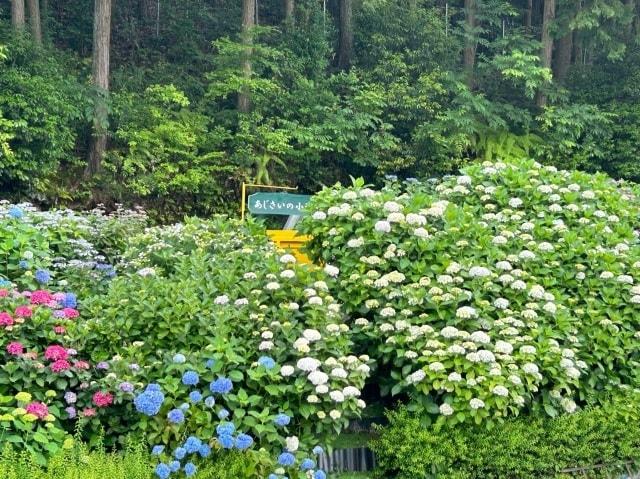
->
[463,0,477,88]
[626,0,636,37]
[140,0,159,37]
[525,0,533,31]
[337,0,353,70]
[86,0,112,178]
[238,0,255,113]
[27,0,42,44]
[284,0,294,22]
[553,32,572,83]
[536,0,555,107]
[11,0,26,30]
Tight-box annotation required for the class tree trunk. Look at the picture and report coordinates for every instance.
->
[140,0,159,37]
[463,0,477,88]
[27,0,42,44]
[525,0,533,31]
[238,0,255,113]
[553,32,572,83]
[284,0,294,22]
[626,0,636,38]
[536,0,555,107]
[11,0,26,30]
[86,0,112,178]
[337,0,353,70]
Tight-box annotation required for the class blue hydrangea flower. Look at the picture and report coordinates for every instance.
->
[217,408,229,419]
[217,434,234,449]
[169,461,181,473]
[314,471,327,479]
[134,387,164,416]
[174,447,186,460]
[268,475,278,479]
[300,458,315,471]
[210,377,233,394]
[205,359,215,368]
[173,353,186,364]
[258,356,276,369]
[155,463,170,479]
[61,293,77,308]
[274,413,291,427]
[167,409,185,424]
[146,383,162,392]
[198,444,211,458]
[184,436,202,454]
[179,403,190,411]
[312,446,324,455]
[0,280,10,287]
[65,406,76,418]
[278,452,296,466]
[189,391,202,403]
[8,207,23,219]
[35,269,51,284]
[235,433,253,450]
[182,371,199,386]
[151,445,164,455]
[216,422,235,436]
[18,260,28,269]
[204,396,215,408]
[96,362,109,370]
[184,462,197,477]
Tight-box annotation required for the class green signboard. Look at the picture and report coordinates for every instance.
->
[247,192,311,216]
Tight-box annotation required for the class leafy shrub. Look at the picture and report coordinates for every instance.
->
[299,159,640,426]
[79,218,369,457]
[0,285,139,450]
[0,202,147,294]
[371,392,640,479]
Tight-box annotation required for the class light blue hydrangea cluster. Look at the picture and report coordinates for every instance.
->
[134,383,165,416]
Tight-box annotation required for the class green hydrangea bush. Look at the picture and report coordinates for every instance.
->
[79,218,370,452]
[299,159,640,426]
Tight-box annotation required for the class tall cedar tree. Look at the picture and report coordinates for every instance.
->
[86,0,112,177]
[238,0,256,113]
[27,0,42,44]
[11,0,25,30]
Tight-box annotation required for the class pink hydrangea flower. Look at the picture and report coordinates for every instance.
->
[92,391,114,408]
[6,342,23,356]
[82,408,96,417]
[63,308,79,319]
[74,360,90,370]
[53,292,66,301]
[15,306,32,318]
[53,326,66,334]
[0,289,8,298]
[0,312,14,327]
[26,402,48,419]
[30,290,52,305]
[51,359,71,372]
[44,345,68,361]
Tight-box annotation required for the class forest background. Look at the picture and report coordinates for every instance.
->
[1,0,639,221]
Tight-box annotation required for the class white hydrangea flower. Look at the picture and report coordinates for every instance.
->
[280,365,295,377]
[374,220,392,233]
[343,386,361,398]
[297,358,321,372]
[439,403,454,416]
[469,398,485,409]
[407,370,426,384]
[312,211,327,220]
[492,385,509,397]
[308,371,329,385]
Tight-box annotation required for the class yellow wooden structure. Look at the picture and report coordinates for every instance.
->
[266,230,312,264]
[240,182,312,264]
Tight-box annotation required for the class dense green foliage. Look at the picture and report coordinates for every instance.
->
[299,158,640,426]
[372,392,640,478]
[1,1,639,219]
